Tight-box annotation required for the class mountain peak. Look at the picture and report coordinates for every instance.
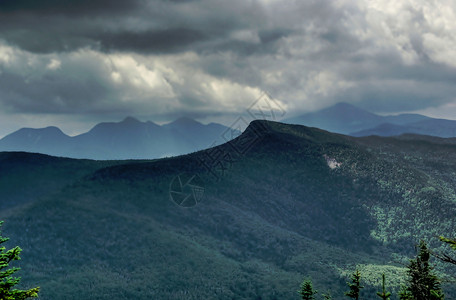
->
[121,116,141,124]
[43,126,66,134]
[15,126,68,137]
[167,117,202,127]
[332,102,357,109]
[323,102,375,115]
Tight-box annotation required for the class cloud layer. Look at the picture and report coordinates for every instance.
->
[0,0,455,135]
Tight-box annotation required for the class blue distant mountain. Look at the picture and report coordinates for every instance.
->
[0,126,72,157]
[162,117,231,149]
[3,104,456,160]
[351,118,456,137]
[0,117,239,160]
[283,102,456,138]
[283,102,384,134]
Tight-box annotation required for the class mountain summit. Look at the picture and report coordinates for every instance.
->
[120,116,142,124]
[0,126,71,156]
[0,117,238,160]
[283,102,382,134]
[282,102,456,137]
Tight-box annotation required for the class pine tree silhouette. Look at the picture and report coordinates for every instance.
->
[0,221,40,300]
[298,279,318,300]
[399,240,444,300]
[376,273,391,300]
[345,270,363,300]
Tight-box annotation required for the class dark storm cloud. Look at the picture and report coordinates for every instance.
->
[97,28,209,54]
[0,72,106,113]
[0,52,117,114]
[0,0,456,131]
[0,0,269,55]
[0,0,340,58]
[0,0,139,15]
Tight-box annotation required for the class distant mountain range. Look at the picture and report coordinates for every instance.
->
[3,103,456,160]
[0,117,238,160]
[283,102,456,137]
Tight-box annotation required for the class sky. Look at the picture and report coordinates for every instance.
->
[0,0,456,137]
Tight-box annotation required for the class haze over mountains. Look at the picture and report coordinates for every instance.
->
[283,102,456,137]
[2,102,456,161]
[0,117,238,160]
[2,120,456,299]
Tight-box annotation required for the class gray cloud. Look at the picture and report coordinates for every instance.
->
[0,0,139,15]
[97,28,209,54]
[0,0,269,54]
[0,0,456,137]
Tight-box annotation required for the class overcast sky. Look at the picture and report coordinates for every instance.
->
[0,0,455,137]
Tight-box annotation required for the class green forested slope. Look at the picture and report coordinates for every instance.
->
[1,121,455,299]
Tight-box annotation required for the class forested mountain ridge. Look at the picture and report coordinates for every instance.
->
[1,120,455,299]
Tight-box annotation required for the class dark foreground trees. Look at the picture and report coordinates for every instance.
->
[376,273,391,300]
[0,221,39,300]
[298,279,318,300]
[345,270,363,300]
[435,236,456,266]
[299,239,450,299]
[399,240,444,300]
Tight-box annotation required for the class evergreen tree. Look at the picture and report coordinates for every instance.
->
[345,270,363,300]
[398,286,413,300]
[322,290,332,300]
[298,278,317,300]
[434,236,456,266]
[400,240,444,300]
[376,273,391,300]
[0,221,39,299]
